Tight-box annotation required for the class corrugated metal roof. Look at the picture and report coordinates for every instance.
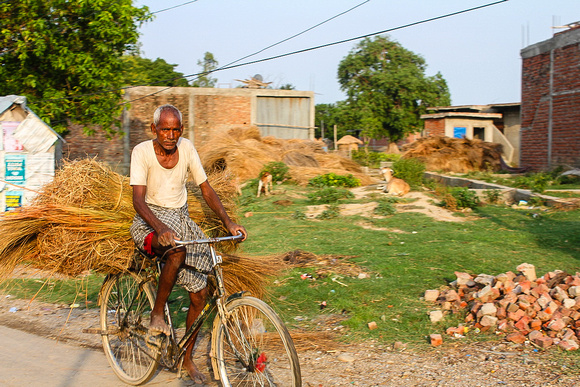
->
[0,95,65,142]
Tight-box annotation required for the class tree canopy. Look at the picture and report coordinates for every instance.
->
[337,36,451,142]
[191,52,218,88]
[0,0,151,134]
[121,55,190,88]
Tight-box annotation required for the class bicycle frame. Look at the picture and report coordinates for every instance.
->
[146,233,246,373]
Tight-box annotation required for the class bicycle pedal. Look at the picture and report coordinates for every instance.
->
[145,333,164,351]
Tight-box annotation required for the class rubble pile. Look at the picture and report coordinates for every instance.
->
[425,263,580,351]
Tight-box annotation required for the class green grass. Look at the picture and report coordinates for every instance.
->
[3,183,580,354]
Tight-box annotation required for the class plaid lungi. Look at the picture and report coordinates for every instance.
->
[130,203,212,293]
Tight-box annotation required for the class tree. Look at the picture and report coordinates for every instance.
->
[279,83,296,90]
[314,102,354,140]
[191,52,218,88]
[121,55,190,87]
[338,36,451,142]
[0,1,151,135]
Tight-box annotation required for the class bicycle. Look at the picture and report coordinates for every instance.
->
[97,232,301,386]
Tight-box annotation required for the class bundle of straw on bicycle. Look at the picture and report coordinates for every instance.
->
[0,158,277,298]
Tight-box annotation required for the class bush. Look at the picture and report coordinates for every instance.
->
[261,161,290,183]
[514,173,551,193]
[292,210,306,220]
[449,187,480,209]
[352,150,401,168]
[317,205,340,219]
[308,173,360,188]
[392,158,425,188]
[483,189,501,204]
[308,187,354,204]
[374,200,396,216]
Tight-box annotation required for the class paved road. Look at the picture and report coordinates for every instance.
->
[0,326,193,387]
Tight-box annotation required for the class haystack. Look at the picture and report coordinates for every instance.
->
[402,136,503,173]
[198,126,372,185]
[0,159,275,297]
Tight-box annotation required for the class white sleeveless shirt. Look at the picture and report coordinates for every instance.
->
[130,138,207,208]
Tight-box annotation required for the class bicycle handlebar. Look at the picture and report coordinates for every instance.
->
[174,232,244,246]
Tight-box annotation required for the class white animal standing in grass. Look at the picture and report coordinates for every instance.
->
[257,172,273,197]
[381,167,410,197]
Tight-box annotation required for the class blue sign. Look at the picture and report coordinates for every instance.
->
[5,154,26,186]
[453,127,467,139]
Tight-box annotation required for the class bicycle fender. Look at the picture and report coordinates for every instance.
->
[225,290,249,303]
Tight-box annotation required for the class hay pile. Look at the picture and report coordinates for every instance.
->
[402,136,503,173]
[198,126,373,185]
[0,159,275,297]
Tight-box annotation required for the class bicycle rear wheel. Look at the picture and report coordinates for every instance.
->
[100,272,160,385]
[212,296,301,386]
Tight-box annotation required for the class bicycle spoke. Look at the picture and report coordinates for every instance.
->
[101,273,160,385]
[215,297,301,386]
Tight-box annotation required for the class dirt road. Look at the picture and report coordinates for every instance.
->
[0,325,186,386]
[1,294,579,386]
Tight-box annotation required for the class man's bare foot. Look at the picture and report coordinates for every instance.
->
[149,315,171,336]
[183,359,207,384]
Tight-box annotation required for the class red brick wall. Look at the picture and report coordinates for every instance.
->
[63,124,125,172]
[63,87,312,174]
[424,118,445,137]
[521,28,580,171]
[194,95,251,144]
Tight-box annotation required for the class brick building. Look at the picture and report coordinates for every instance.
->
[520,25,580,171]
[421,103,521,166]
[64,86,315,174]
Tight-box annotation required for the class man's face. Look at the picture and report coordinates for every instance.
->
[152,110,183,152]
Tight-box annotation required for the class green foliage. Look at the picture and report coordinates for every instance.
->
[261,162,290,183]
[448,187,480,209]
[337,36,451,142]
[292,210,306,220]
[0,0,151,134]
[483,189,502,204]
[514,173,551,193]
[308,173,360,188]
[352,150,401,168]
[556,174,580,186]
[191,52,218,87]
[121,55,189,87]
[279,83,296,90]
[374,200,396,216]
[527,196,546,207]
[392,158,426,188]
[314,101,355,140]
[308,187,354,204]
[317,205,340,220]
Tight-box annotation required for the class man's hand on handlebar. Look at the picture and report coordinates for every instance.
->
[157,226,177,247]
[227,222,247,242]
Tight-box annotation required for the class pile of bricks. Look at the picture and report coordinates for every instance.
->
[425,263,580,351]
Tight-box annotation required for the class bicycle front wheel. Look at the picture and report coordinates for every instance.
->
[100,272,160,385]
[212,296,301,386]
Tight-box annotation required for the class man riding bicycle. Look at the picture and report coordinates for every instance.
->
[129,104,247,383]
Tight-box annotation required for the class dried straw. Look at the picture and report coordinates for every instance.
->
[402,136,503,173]
[0,158,241,281]
[197,126,371,185]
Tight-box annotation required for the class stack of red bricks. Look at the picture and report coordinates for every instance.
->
[425,263,580,351]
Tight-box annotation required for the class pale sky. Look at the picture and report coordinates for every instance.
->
[135,0,580,106]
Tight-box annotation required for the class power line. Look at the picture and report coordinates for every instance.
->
[149,0,199,15]
[219,0,371,70]
[184,0,508,78]
[42,0,508,119]
[38,0,371,103]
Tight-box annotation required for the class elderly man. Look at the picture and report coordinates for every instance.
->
[130,104,247,383]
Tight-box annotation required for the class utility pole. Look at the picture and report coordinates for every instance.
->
[334,125,337,150]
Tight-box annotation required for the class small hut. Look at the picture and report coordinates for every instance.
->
[0,95,64,211]
[336,135,363,158]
